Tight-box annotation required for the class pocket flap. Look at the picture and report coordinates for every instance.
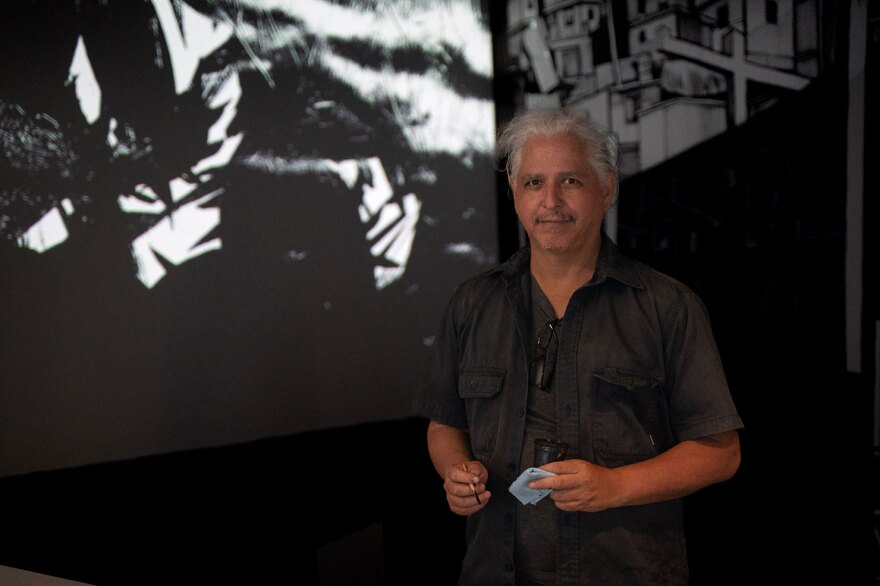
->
[593,368,659,392]
[458,369,504,398]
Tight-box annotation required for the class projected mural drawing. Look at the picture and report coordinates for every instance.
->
[0,0,498,477]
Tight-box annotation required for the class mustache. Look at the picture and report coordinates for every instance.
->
[535,214,574,223]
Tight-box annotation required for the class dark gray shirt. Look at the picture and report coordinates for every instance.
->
[515,277,561,584]
[414,237,744,585]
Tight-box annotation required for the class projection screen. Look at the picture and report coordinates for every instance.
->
[0,0,498,477]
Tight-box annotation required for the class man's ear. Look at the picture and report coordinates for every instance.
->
[602,171,617,210]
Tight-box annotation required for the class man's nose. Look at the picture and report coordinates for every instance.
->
[541,183,562,208]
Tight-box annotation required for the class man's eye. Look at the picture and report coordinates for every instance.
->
[525,179,542,187]
[562,177,581,185]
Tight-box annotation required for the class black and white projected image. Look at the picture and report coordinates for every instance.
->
[0,0,498,477]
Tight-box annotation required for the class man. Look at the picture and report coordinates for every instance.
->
[414,109,743,585]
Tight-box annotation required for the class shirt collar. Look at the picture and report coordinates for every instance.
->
[592,234,644,290]
[502,234,645,291]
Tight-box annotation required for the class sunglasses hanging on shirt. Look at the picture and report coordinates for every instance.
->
[531,318,560,391]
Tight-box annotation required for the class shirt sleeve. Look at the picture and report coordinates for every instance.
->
[411,293,470,429]
[663,288,744,442]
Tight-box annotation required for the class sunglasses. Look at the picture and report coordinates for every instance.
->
[531,319,560,391]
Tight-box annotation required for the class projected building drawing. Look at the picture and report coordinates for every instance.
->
[505,0,822,177]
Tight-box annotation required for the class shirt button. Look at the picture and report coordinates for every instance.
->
[505,513,513,522]
[516,408,524,417]
[506,563,513,571]
[508,462,516,473]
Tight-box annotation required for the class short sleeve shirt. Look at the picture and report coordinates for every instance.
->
[413,237,744,585]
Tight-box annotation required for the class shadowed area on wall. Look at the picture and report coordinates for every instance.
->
[617,68,870,584]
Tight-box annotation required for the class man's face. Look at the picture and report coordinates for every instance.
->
[511,133,614,257]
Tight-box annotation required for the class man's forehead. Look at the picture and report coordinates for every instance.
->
[518,168,588,177]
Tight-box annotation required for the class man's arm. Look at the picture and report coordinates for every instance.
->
[426,420,473,476]
[427,420,491,514]
[533,430,740,512]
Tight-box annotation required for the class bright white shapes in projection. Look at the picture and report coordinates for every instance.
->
[67,36,101,124]
[120,0,244,288]
[242,152,421,291]
[151,0,234,94]
[131,189,223,288]
[357,158,421,290]
[118,184,166,215]
[371,193,421,289]
[119,175,223,287]
[444,241,493,265]
[11,0,492,292]
[16,199,75,253]
[17,0,246,289]
[323,53,494,160]
[234,0,495,161]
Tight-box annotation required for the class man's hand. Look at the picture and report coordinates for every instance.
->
[526,431,741,512]
[529,459,620,512]
[443,460,491,516]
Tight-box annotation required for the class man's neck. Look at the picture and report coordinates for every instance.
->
[529,241,602,318]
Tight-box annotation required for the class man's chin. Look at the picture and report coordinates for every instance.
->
[535,240,570,252]
[530,229,572,251]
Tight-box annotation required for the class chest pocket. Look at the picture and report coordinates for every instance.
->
[458,369,504,458]
[591,368,671,466]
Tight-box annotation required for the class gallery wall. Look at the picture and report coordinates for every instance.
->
[0,1,875,584]
[0,0,499,479]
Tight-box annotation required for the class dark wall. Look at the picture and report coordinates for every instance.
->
[615,68,872,583]
[0,417,465,585]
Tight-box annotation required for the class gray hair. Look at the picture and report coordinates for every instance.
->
[495,109,619,184]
